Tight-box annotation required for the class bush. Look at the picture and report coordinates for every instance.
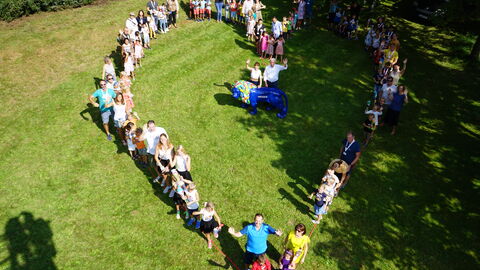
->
[0,0,93,21]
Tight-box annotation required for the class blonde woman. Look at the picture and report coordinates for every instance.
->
[154,133,175,195]
[171,145,192,180]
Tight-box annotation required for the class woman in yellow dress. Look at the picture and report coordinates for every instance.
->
[283,223,310,269]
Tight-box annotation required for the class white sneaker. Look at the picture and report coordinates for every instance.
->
[169,189,175,198]
[160,179,166,187]
[153,176,161,183]
[163,186,171,194]
[312,220,320,224]
[176,213,180,219]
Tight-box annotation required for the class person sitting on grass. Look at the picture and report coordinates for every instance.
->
[193,202,223,249]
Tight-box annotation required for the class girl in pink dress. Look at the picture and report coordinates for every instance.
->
[261,31,268,58]
[275,36,285,62]
[247,15,256,41]
[122,86,135,113]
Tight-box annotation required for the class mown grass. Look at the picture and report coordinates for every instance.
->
[0,0,479,269]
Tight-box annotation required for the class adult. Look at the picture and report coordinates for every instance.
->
[263,58,288,89]
[390,58,407,85]
[117,27,131,45]
[283,223,310,269]
[378,76,397,109]
[327,0,338,29]
[271,17,282,39]
[215,0,224,22]
[385,85,408,135]
[137,10,148,31]
[254,19,265,54]
[242,0,254,21]
[328,159,349,191]
[141,120,168,180]
[146,0,159,31]
[228,213,282,270]
[167,0,178,28]
[390,33,401,51]
[246,59,263,87]
[383,43,399,66]
[89,80,116,141]
[125,12,139,36]
[102,56,116,81]
[297,0,306,29]
[254,0,266,21]
[349,1,362,19]
[338,131,361,188]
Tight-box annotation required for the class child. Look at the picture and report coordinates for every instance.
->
[199,0,206,20]
[365,103,383,127]
[122,39,132,58]
[261,31,268,59]
[123,52,135,80]
[252,253,272,270]
[125,122,137,158]
[121,84,135,113]
[141,24,150,49]
[206,0,212,21]
[171,172,193,219]
[309,176,336,224]
[192,0,199,21]
[247,15,256,41]
[279,250,295,270]
[347,15,358,40]
[282,17,290,39]
[147,16,157,39]
[266,34,275,59]
[102,56,116,81]
[189,0,194,19]
[373,70,383,99]
[224,0,231,22]
[134,39,143,68]
[119,71,132,89]
[364,26,374,51]
[230,0,237,23]
[185,183,201,228]
[133,128,148,166]
[158,5,168,32]
[172,145,192,180]
[362,113,375,146]
[192,202,222,249]
[275,36,285,62]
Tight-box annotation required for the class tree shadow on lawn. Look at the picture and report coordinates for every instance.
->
[0,212,57,270]
[230,20,480,269]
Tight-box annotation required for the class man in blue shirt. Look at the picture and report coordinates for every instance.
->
[89,80,116,141]
[228,213,282,270]
[339,131,361,188]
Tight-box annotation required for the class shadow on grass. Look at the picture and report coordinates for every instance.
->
[0,212,57,270]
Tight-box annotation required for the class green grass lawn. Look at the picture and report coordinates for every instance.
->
[0,0,479,269]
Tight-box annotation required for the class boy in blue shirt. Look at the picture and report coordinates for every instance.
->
[229,213,282,270]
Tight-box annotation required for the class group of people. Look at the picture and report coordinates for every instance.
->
[327,0,361,39]
[87,1,411,270]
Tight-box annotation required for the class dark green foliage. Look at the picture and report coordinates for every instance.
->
[0,0,93,21]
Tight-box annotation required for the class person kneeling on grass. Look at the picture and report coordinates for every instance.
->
[309,176,336,224]
[193,202,223,249]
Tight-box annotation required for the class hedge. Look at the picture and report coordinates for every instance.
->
[0,0,93,21]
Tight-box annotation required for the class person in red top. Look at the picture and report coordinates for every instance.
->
[252,254,271,270]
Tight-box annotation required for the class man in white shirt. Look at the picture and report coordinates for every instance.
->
[141,120,168,180]
[263,58,288,89]
[125,12,139,35]
[379,76,397,106]
[271,17,282,39]
[242,0,254,17]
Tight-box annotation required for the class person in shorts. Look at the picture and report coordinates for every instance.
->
[89,80,116,141]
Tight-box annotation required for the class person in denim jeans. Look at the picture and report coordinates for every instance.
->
[215,0,223,22]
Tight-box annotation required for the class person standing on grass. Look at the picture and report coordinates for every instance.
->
[154,133,175,195]
[338,131,361,189]
[215,0,224,22]
[228,213,283,270]
[89,80,116,141]
[328,159,349,192]
[171,145,192,180]
[141,120,167,179]
[385,85,408,135]
[167,0,178,28]
[126,12,139,36]
[282,223,310,268]
[193,202,222,249]
[146,0,159,30]
[263,58,288,89]
[271,17,283,39]
[246,59,263,87]
[254,0,266,21]
[102,57,116,81]
[390,58,407,85]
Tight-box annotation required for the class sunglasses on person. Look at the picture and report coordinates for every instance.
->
[100,83,106,86]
